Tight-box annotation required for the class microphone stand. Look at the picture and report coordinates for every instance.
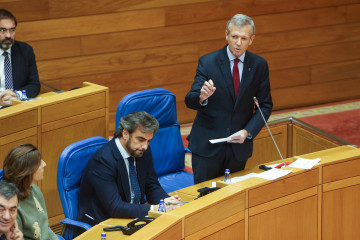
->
[253,97,287,167]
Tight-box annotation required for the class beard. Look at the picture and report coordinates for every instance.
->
[125,139,145,158]
[0,37,14,50]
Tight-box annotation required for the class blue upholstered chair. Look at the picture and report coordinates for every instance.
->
[57,136,109,240]
[115,88,194,193]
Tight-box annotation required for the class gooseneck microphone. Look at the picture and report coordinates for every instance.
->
[253,97,287,167]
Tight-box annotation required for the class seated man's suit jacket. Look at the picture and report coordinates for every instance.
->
[11,41,40,98]
[77,138,169,225]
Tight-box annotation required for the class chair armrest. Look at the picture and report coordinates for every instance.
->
[185,148,192,153]
[60,218,92,231]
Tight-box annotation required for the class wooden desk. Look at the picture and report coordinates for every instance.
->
[76,145,360,240]
[0,82,109,225]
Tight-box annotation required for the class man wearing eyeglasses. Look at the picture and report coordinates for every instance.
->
[0,9,40,107]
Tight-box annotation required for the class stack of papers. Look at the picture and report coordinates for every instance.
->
[288,158,321,169]
[256,168,293,181]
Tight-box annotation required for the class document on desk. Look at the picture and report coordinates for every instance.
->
[256,168,293,181]
[231,173,258,183]
[288,158,321,169]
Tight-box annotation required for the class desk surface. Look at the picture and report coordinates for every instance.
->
[74,145,360,240]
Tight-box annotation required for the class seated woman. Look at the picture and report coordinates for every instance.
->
[3,144,58,240]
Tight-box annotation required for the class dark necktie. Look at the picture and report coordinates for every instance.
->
[233,58,240,99]
[3,52,13,89]
[128,157,141,204]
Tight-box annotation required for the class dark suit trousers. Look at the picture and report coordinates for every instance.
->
[192,143,247,184]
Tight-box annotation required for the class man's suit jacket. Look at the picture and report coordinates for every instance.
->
[11,41,40,98]
[185,46,273,161]
[77,138,168,225]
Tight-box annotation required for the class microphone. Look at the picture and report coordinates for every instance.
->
[253,97,287,167]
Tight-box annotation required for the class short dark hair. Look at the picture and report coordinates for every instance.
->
[114,111,159,138]
[0,9,17,27]
[0,181,20,202]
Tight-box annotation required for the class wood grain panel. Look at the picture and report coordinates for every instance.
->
[322,158,360,183]
[292,125,339,156]
[41,92,106,123]
[80,21,224,55]
[165,0,355,26]
[0,135,38,167]
[16,9,165,42]
[270,67,311,89]
[29,37,81,61]
[249,196,318,240]
[271,78,360,110]
[1,0,49,21]
[265,41,360,71]
[252,22,360,54]
[246,125,288,170]
[200,220,244,240]
[322,184,360,240]
[49,0,216,18]
[249,169,318,207]
[37,44,198,80]
[0,108,38,137]
[311,59,360,83]
[347,3,360,22]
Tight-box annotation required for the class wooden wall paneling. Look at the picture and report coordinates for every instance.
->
[347,3,360,22]
[80,21,224,55]
[264,41,360,71]
[1,0,49,22]
[292,125,340,156]
[270,66,311,89]
[164,0,357,26]
[37,43,199,80]
[28,37,81,61]
[252,22,360,54]
[48,0,217,18]
[311,59,360,83]
[16,9,166,42]
[271,78,360,110]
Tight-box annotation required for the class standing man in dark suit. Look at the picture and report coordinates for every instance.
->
[0,9,40,106]
[77,111,181,226]
[185,14,273,184]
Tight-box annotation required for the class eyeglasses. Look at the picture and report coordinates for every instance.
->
[0,28,16,35]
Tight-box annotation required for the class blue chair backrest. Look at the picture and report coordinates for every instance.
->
[115,88,185,176]
[57,136,109,220]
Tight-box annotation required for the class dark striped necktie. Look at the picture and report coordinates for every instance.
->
[3,52,13,89]
[128,157,141,204]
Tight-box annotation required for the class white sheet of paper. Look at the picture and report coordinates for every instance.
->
[288,158,321,170]
[209,137,231,144]
[256,168,293,181]
[231,173,258,183]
